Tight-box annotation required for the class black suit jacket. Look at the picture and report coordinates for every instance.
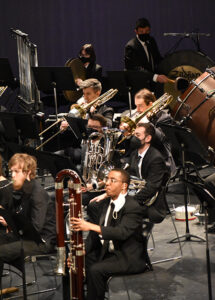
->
[129,146,168,222]
[86,196,147,274]
[124,36,162,73]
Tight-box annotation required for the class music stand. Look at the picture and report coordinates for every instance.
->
[32,67,76,120]
[107,71,132,114]
[185,179,215,300]
[0,112,40,140]
[0,58,17,89]
[158,122,207,242]
[64,115,88,141]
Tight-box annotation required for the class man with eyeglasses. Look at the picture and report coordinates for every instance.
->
[71,168,148,300]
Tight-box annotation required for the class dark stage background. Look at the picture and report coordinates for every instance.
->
[0,0,214,79]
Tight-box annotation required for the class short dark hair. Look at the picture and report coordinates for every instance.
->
[79,43,96,63]
[110,168,130,186]
[135,18,151,30]
[89,113,107,127]
[136,122,155,139]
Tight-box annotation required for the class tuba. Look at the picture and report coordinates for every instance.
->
[63,58,86,102]
[118,92,173,144]
[55,169,85,300]
[82,128,121,189]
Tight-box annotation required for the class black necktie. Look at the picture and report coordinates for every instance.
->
[145,42,153,71]
[102,202,115,255]
[106,202,115,226]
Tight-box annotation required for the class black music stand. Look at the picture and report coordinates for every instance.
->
[158,122,207,242]
[107,71,133,113]
[32,67,76,120]
[185,179,215,300]
[0,58,17,89]
[6,141,82,179]
[0,111,40,140]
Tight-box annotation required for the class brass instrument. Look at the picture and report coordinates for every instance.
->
[118,92,173,144]
[0,86,8,97]
[83,128,121,189]
[36,89,118,150]
[55,169,85,300]
[69,88,118,118]
[63,58,86,102]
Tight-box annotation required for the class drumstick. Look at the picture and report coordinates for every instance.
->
[167,78,175,83]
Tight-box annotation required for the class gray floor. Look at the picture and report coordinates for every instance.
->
[1,167,215,300]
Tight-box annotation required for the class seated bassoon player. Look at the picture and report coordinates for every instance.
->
[70,168,148,300]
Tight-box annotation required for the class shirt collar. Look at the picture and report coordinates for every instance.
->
[111,193,126,212]
[138,146,150,158]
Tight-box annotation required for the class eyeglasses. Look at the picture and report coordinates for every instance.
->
[106,178,124,184]
[87,125,102,130]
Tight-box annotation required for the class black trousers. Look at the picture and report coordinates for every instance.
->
[0,232,54,284]
[86,252,125,300]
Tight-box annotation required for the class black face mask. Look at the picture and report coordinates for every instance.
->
[138,34,150,42]
[86,127,99,139]
[79,56,91,64]
[130,135,142,150]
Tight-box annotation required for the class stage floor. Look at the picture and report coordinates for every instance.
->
[1,168,215,300]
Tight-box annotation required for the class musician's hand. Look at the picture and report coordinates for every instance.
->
[60,121,69,131]
[90,193,107,203]
[71,217,101,234]
[0,216,7,227]
[71,217,91,232]
[156,75,169,83]
[90,106,96,113]
[75,78,83,86]
[81,183,93,193]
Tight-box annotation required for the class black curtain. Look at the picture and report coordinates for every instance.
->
[0,0,214,77]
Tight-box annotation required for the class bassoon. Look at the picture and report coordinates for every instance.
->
[55,169,85,300]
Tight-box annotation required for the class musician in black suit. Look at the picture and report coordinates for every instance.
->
[0,153,56,283]
[124,18,168,85]
[71,169,147,300]
[129,122,168,223]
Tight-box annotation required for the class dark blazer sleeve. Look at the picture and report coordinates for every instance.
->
[30,180,49,233]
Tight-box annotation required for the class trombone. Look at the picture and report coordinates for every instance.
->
[36,88,118,151]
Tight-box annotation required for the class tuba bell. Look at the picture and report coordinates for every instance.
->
[63,58,86,102]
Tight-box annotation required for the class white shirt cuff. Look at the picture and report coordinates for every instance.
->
[153,74,158,82]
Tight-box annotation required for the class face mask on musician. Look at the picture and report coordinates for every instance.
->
[129,135,142,150]
[86,127,99,138]
[79,56,91,64]
[138,34,150,42]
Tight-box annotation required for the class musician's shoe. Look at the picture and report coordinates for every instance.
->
[207,224,215,234]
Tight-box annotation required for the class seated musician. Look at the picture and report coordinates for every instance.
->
[0,153,56,282]
[60,78,114,130]
[119,88,176,177]
[92,123,168,223]
[70,168,148,300]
